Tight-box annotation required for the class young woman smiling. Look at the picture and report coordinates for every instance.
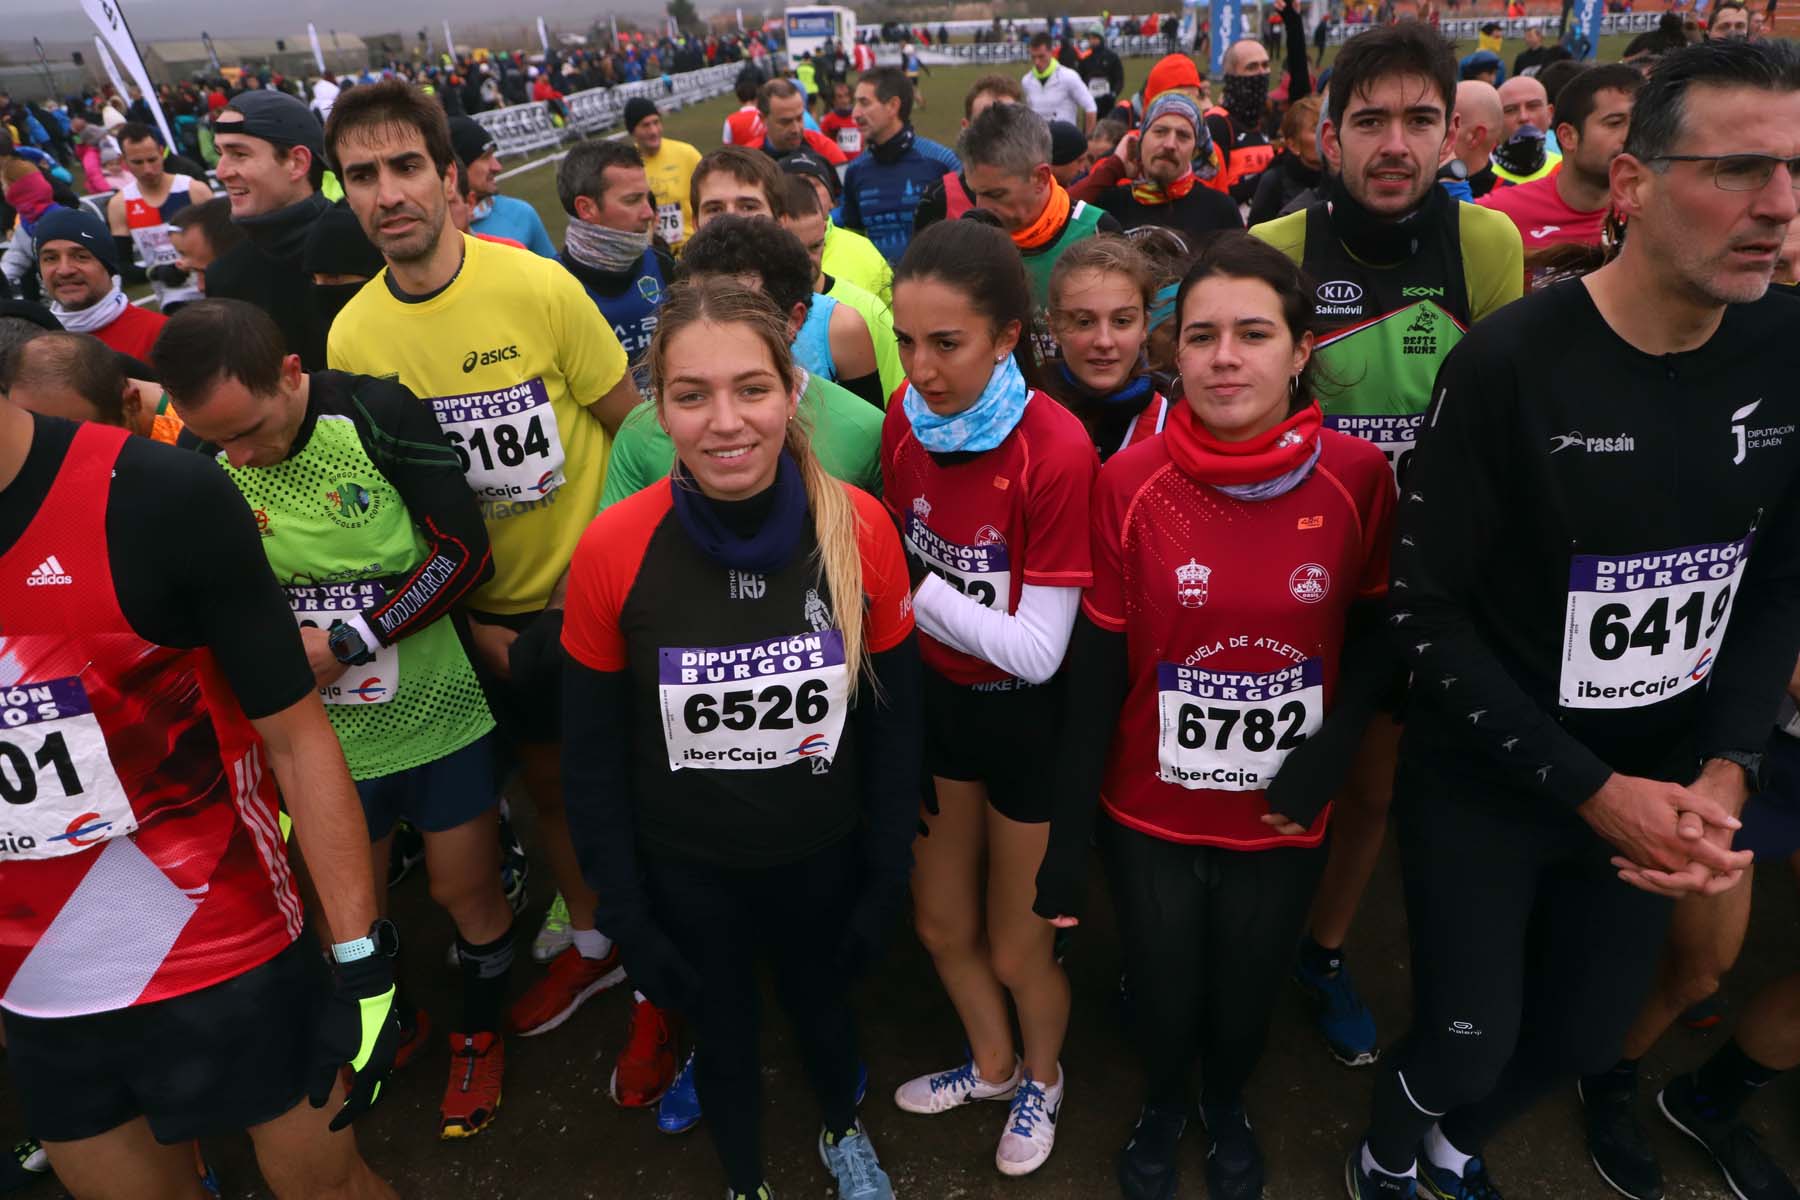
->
[881,218,1099,1178]
[1043,235,1173,462]
[560,279,921,1200]
[1034,232,1398,1200]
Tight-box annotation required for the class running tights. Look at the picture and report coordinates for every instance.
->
[1102,818,1326,1111]
[1366,753,1673,1169]
[642,837,863,1193]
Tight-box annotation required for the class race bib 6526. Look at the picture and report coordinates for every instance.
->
[0,677,135,860]
[1157,660,1324,792]
[1559,535,1752,710]
[658,632,850,771]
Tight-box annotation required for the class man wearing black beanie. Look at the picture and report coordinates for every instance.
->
[624,97,704,253]
[206,89,375,368]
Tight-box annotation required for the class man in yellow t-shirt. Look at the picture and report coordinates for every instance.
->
[326,81,642,1053]
[625,98,703,254]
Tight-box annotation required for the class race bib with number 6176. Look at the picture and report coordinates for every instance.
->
[656,202,685,245]
[429,378,567,507]
[658,631,850,771]
[1156,660,1324,792]
[0,677,136,860]
[1559,535,1752,710]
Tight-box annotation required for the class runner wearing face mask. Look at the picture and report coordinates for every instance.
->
[1042,235,1173,461]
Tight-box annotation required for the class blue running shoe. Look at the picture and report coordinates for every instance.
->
[1295,951,1380,1067]
[661,1056,869,1135]
[1420,1155,1504,1199]
[0,1140,48,1196]
[819,1121,895,1200]
[658,1050,703,1134]
[1345,1145,1418,1199]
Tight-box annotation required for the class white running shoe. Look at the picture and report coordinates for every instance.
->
[533,892,575,963]
[893,1055,1021,1115]
[995,1067,1062,1177]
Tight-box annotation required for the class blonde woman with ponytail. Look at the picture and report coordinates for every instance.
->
[560,279,920,1200]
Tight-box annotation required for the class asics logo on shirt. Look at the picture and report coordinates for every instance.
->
[460,344,522,373]
[26,556,72,587]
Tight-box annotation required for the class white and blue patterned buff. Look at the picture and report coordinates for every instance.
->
[902,355,1031,454]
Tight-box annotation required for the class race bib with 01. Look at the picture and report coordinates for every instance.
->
[1156,659,1324,792]
[429,377,567,507]
[0,677,136,860]
[659,631,850,771]
[1559,535,1752,710]
[287,582,399,706]
[905,514,1012,611]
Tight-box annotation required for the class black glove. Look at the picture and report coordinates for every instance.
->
[147,263,190,288]
[1031,832,1087,922]
[836,879,907,979]
[916,767,939,838]
[615,919,701,1013]
[307,954,401,1131]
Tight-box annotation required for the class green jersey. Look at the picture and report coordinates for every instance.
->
[201,372,495,779]
[826,274,904,402]
[599,369,884,510]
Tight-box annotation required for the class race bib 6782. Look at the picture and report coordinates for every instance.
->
[1559,535,1752,710]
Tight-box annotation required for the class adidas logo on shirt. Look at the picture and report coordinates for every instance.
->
[26,556,72,587]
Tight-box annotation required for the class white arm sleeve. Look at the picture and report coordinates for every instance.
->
[911,577,1082,684]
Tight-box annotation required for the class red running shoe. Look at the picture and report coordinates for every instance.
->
[610,997,679,1108]
[509,944,626,1037]
[440,1032,504,1139]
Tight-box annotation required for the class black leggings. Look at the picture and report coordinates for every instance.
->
[642,838,862,1193]
[1366,752,1673,1168]
[1102,818,1326,1111]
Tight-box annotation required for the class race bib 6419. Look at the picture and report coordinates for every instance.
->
[658,632,850,771]
[1559,536,1752,710]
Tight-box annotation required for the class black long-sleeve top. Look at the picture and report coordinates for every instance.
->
[1393,281,1800,807]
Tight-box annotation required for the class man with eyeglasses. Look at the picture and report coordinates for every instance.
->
[1345,39,1800,1200]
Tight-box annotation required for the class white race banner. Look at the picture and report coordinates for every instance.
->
[308,23,326,73]
[79,0,176,150]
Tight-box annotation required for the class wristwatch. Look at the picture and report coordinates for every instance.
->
[328,620,372,667]
[332,917,401,965]
[1436,158,1469,182]
[1705,749,1765,792]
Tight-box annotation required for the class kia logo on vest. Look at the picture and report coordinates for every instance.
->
[1317,280,1363,305]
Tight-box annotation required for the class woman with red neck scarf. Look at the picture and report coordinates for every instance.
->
[1034,231,1397,1200]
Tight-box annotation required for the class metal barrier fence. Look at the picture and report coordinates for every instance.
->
[477,62,746,156]
[928,34,1181,63]
[1331,10,1669,42]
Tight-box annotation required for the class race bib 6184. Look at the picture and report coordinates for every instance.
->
[429,377,567,507]
[1156,660,1324,792]
[658,631,850,771]
[1559,535,1752,710]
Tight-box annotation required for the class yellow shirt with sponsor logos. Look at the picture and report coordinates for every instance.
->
[327,234,625,614]
[640,137,703,252]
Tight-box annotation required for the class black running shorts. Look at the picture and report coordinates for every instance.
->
[923,670,1061,824]
[2,937,321,1144]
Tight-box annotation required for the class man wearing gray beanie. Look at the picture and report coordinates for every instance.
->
[1068,91,1244,241]
[624,97,704,253]
[34,208,167,359]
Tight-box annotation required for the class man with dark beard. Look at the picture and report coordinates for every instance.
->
[1069,92,1243,239]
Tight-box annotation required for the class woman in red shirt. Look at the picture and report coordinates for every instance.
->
[1035,232,1397,1199]
[882,219,1099,1177]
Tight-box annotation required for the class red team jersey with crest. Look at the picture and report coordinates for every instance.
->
[1085,428,1396,849]
[0,425,300,1018]
[881,390,1100,685]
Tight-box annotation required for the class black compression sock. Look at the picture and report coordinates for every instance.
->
[457,926,516,1034]
[1691,1038,1784,1120]
[1300,934,1342,978]
[1582,1057,1639,1098]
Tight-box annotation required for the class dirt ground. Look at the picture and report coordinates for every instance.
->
[4,814,1796,1199]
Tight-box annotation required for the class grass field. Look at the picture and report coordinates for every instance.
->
[499,40,1637,243]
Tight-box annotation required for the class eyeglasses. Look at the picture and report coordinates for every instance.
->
[1645,152,1800,192]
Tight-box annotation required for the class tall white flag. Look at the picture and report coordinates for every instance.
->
[308,23,327,73]
[537,17,551,53]
[443,20,456,59]
[94,38,131,114]
[79,0,176,150]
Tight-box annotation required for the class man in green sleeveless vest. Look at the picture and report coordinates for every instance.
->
[1251,20,1523,1073]
[957,102,1122,364]
[156,298,518,1144]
